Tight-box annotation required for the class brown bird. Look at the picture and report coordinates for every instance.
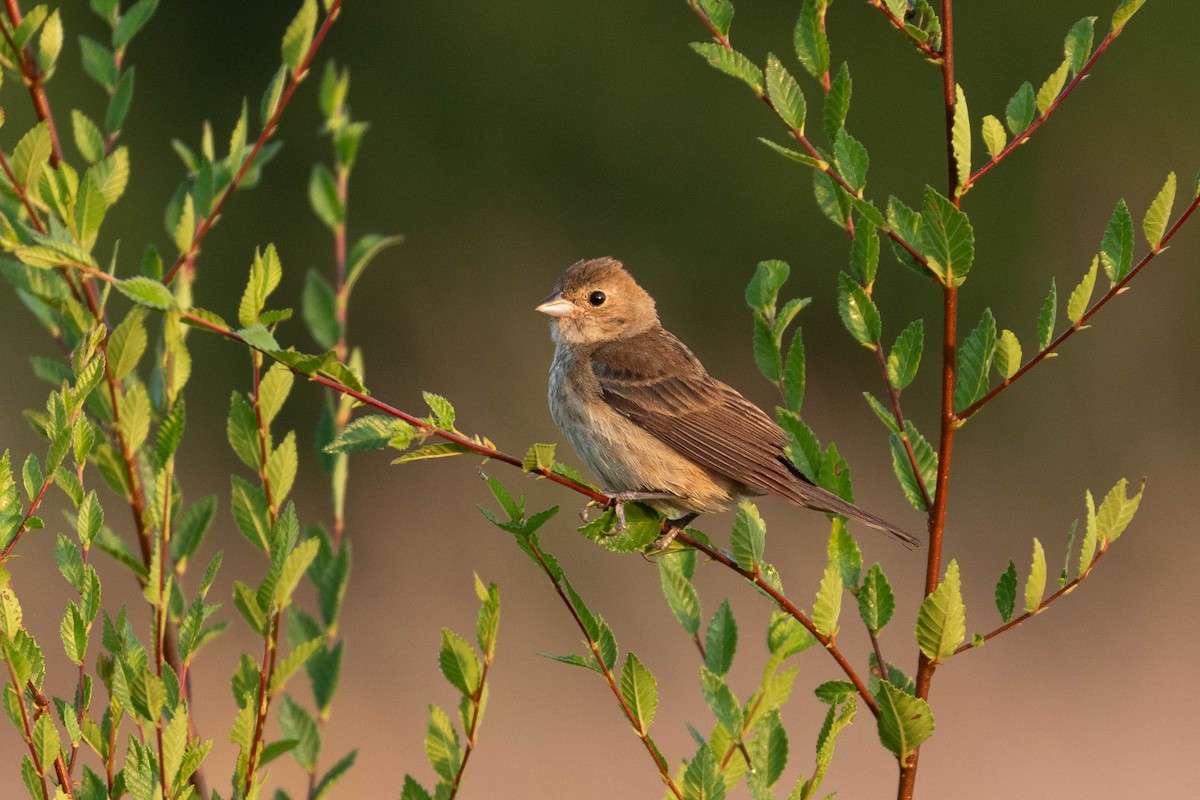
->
[537,257,920,549]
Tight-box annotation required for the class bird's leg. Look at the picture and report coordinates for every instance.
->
[652,512,700,550]
[597,491,679,534]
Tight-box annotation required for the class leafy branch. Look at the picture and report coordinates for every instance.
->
[865,0,944,61]
[0,0,64,165]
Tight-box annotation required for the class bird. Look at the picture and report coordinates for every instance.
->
[536,256,920,549]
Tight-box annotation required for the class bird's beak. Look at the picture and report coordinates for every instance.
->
[536,291,574,317]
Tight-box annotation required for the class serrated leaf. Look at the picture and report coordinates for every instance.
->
[106,67,135,133]
[836,271,880,345]
[1037,59,1070,116]
[886,319,923,389]
[765,54,806,132]
[71,110,105,164]
[438,628,480,696]
[793,0,829,81]
[953,308,996,412]
[824,62,851,144]
[828,519,861,589]
[658,553,702,636]
[12,122,53,195]
[752,315,782,382]
[812,559,841,638]
[1100,199,1133,283]
[833,128,869,194]
[745,259,790,312]
[813,169,851,229]
[80,36,117,91]
[993,329,1022,380]
[1143,172,1176,250]
[922,186,975,285]
[683,743,725,800]
[302,269,339,350]
[951,84,970,192]
[116,277,175,310]
[704,599,737,676]
[345,234,403,295]
[699,667,741,738]
[864,392,900,434]
[858,563,896,633]
[915,559,965,662]
[1036,277,1057,350]
[239,244,283,328]
[118,382,151,451]
[981,114,1006,160]
[1064,17,1097,76]
[1111,0,1145,33]
[1067,256,1098,326]
[783,327,806,414]
[620,652,658,731]
[1023,538,1046,614]
[282,0,318,75]
[308,162,343,229]
[994,559,1017,622]
[1095,478,1143,543]
[274,536,319,609]
[758,137,825,169]
[689,42,763,94]
[874,681,934,760]
[1005,81,1035,136]
[730,500,766,571]
[108,307,147,382]
[113,0,158,49]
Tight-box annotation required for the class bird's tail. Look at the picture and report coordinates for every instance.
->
[778,460,922,548]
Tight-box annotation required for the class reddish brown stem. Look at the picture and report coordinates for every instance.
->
[953,547,1107,656]
[865,0,944,61]
[163,0,343,286]
[526,539,684,800]
[872,342,934,510]
[958,189,1200,419]
[962,32,1118,196]
[1,0,63,166]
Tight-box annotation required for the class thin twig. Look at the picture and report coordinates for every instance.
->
[958,189,1200,420]
[163,0,344,285]
[0,0,63,165]
[865,0,944,61]
[872,330,934,512]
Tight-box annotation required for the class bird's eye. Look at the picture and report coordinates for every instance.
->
[588,291,606,306]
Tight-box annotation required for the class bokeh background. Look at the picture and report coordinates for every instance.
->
[2,1,1199,797]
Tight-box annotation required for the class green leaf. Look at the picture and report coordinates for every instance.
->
[1005,81,1035,136]
[698,0,734,38]
[619,653,658,731]
[758,137,825,169]
[226,392,261,469]
[833,128,869,194]
[730,500,766,571]
[108,307,147,382]
[308,162,343,228]
[953,308,996,412]
[823,62,851,144]
[274,536,320,610]
[836,271,880,346]
[994,559,1017,622]
[828,519,862,589]
[915,559,965,662]
[1100,199,1133,283]
[75,171,108,248]
[278,695,319,770]
[269,637,322,694]
[12,122,53,196]
[1036,277,1057,350]
[438,628,481,696]
[874,681,934,760]
[281,0,318,76]
[117,277,175,310]
[1111,0,1145,33]
[239,244,283,328]
[93,146,130,206]
[1036,59,1070,116]
[71,110,105,163]
[858,563,895,633]
[689,42,763,95]
[118,383,151,451]
[32,713,62,772]
[1067,256,1099,326]
[812,558,842,638]
[400,776,432,800]
[302,269,339,350]
[106,67,135,133]
[744,259,789,312]
[704,599,737,676]
[37,10,62,72]
[521,442,555,473]
[79,37,117,91]
[1079,490,1099,575]
[783,327,806,414]
[886,319,923,389]
[922,186,975,285]
[258,361,293,427]
[1064,17,1097,76]
[849,218,879,286]
[682,743,725,800]
[658,551,701,635]
[814,680,856,705]
[793,0,830,81]
[764,54,806,132]
[699,667,741,738]
[345,234,403,295]
[993,329,1022,380]
[1023,538,1047,614]
[1143,171,1176,250]
[813,169,851,230]
[951,84,970,193]
[753,316,782,382]
[1095,477,1143,543]
[981,114,1007,160]
[864,392,900,434]
[113,0,158,49]
[889,420,937,512]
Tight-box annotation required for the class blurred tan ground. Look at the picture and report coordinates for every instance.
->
[1,1,1199,798]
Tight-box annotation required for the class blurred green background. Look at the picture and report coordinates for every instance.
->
[2,1,1198,797]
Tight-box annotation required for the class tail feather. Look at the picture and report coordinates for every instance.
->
[778,458,922,549]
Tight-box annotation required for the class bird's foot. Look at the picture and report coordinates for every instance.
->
[597,491,680,536]
[650,512,700,551]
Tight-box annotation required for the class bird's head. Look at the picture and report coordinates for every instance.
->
[536,257,659,345]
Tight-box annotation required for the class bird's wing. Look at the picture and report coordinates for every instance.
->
[591,330,802,501]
